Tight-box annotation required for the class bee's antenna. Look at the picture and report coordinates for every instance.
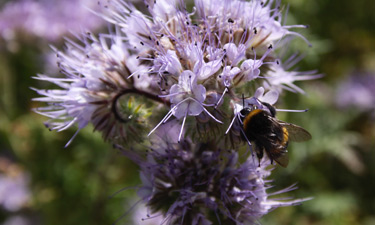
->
[242,94,245,108]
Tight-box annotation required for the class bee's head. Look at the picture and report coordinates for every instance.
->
[239,108,251,118]
[239,102,276,119]
[238,95,277,119]
[239,105,258,118]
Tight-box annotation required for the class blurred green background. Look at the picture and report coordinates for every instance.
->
[0,0,374,224]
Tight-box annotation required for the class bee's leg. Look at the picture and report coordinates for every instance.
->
[264,149,275,166]
[240,128,254,157]
[240,128,252,146]
[256,149,263,167]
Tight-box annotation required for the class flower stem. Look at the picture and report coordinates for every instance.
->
[112,88,170,122]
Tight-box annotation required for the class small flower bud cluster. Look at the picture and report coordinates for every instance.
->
[33,0,318,223]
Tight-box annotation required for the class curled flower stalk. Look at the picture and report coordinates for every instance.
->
[33,0,318,223]
[33,30,160,146]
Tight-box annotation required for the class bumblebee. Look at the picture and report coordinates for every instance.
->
[240,103,311,167]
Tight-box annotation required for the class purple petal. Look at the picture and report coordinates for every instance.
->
[261,90,279,105]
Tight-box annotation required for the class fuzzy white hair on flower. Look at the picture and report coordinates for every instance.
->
[216,44,276,108]
[149,70,222,141]
[215,66,241,108]
[240,45,276,81]
[219,66,241,88]
[193,58,222,81]
[253,86,279,105]
[153,50,182,76]
[145,0,179,22]
[170,71,206,119]
[223,43,246,66]
[263,54,323,94]
[183,42,203,65]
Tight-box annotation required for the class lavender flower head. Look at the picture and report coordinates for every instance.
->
[336,72,375,112]
[121,122,309,225]
[32,0,318,223]
[0,0,104,42]
[0,158,31,212]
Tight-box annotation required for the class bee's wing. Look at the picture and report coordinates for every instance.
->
[274,153,289,168]
[279,121,312,142]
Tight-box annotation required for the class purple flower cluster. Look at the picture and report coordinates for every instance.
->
[33,0,317,223]
[0,0,104,42]
[336,72,375,111]
[0,159,30,212]
[123,122,309,224]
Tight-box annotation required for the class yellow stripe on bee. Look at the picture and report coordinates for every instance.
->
[282,126,289,145]
[243,109,263,131]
